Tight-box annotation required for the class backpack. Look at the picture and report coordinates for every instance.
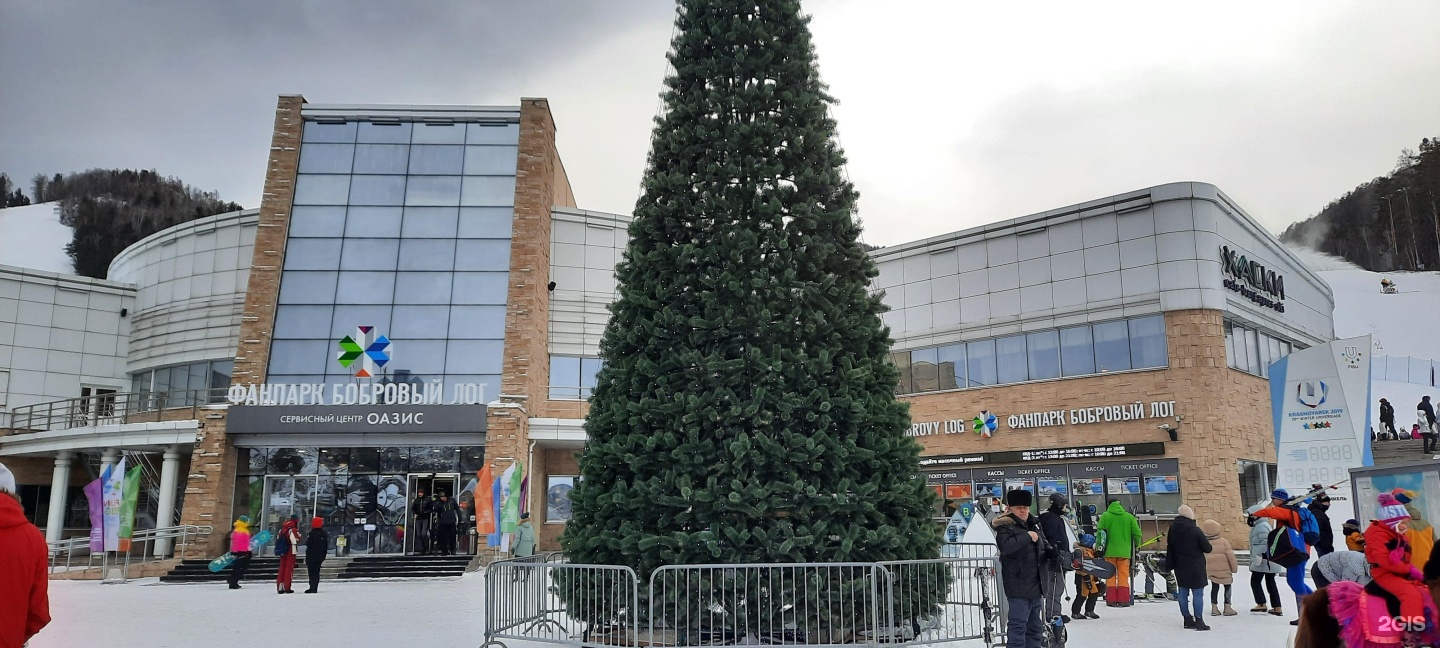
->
[275,531,291,556]
[1094,529,1108,554]
[1298,507,1321,546]
[1265,525,1308,568]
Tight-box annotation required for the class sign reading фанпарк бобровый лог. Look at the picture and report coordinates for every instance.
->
[1220,244,1286,313]
[226,381,489,407]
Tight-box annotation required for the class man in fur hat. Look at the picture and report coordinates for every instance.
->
[995,489,1050,648]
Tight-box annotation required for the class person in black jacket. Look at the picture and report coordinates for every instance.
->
[433,492,462,556]
[1165,505,1213,631]
[1379,398,1396,439]
[1420,396,1439,453]
[1306,489,1334,556]
[994,489,1048,648]
[303,516,328,594]
[1036,493,1073,623]
[411,489,433,555]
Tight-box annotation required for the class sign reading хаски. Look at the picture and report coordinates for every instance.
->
[1220,245,1285,313]
[907,400,1177,436]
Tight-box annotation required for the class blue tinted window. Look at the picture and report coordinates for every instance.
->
[1128,315,1167,369]
[549,356,581,399]
[457,208,514,238]
[283,239,342,271]
[398,239,457,271]
[352,145,409,174]
[411,123,465,144]
[401,207,459,238]
[455,240,511,271]
[1093,321,1131,372]
[356,122,411,144]
[348,175,406,205]
[392,340,447,374]
[335,272,396,304]
[966,340,997,387]
[910,347,939,392]
[937,344,964,390]
[452,273,508,305]
[446,340,505,374]
[1059,326,1095,376]
[461,176,516,206]
[463,146,518,175]
[344,207,403,238]
[393,272,453,304]
[277,272,338,304]
[339,239,399,271]
[274,305,333,339]
[303,121,357,143]
[1026,330,1061,380]
[289,206,347,238]
[448,306,506,339]
[329,306,393,340]
[996,335,1028,384]
[408,145,465,175]
[466,123,519,145]
[581,357,603,396]
[391,305,450,339]
[299,144,354,174]
[405,176,462,206]
[293,175,351,205]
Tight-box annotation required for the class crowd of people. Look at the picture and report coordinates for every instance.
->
[1376,396,1440,455]
[990,484,1438,647]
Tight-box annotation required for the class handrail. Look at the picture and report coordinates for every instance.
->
[10,388,228,433]
[48,524,213,580]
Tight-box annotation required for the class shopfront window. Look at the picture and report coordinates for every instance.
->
[911,347,939,392]
[1238,459,1276,510]
[550,355,604,400]
[1225,319,1302,378]
[937,344,964,390]
[129,359,235,407]
[966,340,997,387]
[996,335,1028,384]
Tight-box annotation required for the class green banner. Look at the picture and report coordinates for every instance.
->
[501,462,524,534]
[118,465,143,550]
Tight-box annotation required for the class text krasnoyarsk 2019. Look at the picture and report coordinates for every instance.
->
[227,381,489,407]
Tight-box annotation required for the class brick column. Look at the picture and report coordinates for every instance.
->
[481,99,562,556]
[177,94,305,556]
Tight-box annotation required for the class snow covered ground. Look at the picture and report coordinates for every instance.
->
[31,567,1300,648]
[0,202,74,275]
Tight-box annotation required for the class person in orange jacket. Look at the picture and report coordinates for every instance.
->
[1365,493,1429,638]
[1252,489,1313,625]
[1391,489,1434,573]
[0,462,51,647]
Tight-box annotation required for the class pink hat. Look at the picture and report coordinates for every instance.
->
[1377,493,1410,530]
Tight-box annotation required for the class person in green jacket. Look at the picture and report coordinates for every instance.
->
[511,512,538,582]
[1096,500,1142,606]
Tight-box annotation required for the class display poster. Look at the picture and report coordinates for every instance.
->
[1037,479,1067,497]
[547,476,575,522]
[945,483,972,500]
[1072,478,1104,496]
[1269,335,1371,530]
[1144,475,1179,494]
[1107,477,1140,494]
[1003,479,1035,495]
[974,482,1002,499]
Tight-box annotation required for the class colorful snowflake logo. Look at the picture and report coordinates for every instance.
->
[337,326,392,378]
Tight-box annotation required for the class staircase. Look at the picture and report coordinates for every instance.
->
[1370,436,1437,467]
[159,554,471,584]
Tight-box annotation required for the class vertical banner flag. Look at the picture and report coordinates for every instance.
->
[118,465,144,551]
[475,465,495,535]
[102,457,126,551]
[488,475,503,547]
[519,474,530,515]
[83,478,104,552]
[1269,335,1372,535]
[500,462,523,534]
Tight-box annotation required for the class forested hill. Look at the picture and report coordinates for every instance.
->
[1279,136,1440,271]
[30,169,243,278]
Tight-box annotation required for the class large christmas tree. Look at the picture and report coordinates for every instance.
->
[562,0,938,577]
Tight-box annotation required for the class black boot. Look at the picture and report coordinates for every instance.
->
[1085,597,1101,619]
[1184,615,1195,629]
[1194,618,1211,631]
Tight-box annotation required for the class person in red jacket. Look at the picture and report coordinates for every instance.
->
[275,515,301,594]
[1365,493,1429,635]
[0,462,51,646]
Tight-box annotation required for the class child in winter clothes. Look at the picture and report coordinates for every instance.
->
[1343,519,1364,552]
[1071,534,1106,620]
[1364,494,1429,634]
[1202,519,1239,616]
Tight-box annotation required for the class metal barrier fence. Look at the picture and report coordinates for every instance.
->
[481,547,1003,648]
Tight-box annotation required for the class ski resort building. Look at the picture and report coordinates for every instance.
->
[872,182,1336,544]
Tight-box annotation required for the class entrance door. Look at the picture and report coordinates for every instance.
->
[262,476,316,555]
[404,474,459,555]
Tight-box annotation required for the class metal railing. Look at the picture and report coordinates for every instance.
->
[10,388,227,432]
[48,524,211,581]
[481,548,1004,648]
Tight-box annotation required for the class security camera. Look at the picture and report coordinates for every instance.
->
[1157,424,1172,430]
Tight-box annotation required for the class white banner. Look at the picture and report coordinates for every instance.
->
[1269,335,1372,527]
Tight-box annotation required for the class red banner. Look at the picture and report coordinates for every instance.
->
[475,464,495,534]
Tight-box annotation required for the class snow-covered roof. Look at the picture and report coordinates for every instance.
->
[0,202,74,275]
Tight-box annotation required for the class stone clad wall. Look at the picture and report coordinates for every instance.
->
[903,309,1272,547]
[176,95,304,555]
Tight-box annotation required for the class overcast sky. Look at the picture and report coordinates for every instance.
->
[2,0,1437,247]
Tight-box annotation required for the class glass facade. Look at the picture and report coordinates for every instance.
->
[549,355,604,400]
[1224,319,1300,378]
[131,360,234,405]
[890,315,1168,395]
[269,119,519,393]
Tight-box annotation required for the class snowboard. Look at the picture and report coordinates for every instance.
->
[1077,555,1116,579]
[207,529,274,572]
